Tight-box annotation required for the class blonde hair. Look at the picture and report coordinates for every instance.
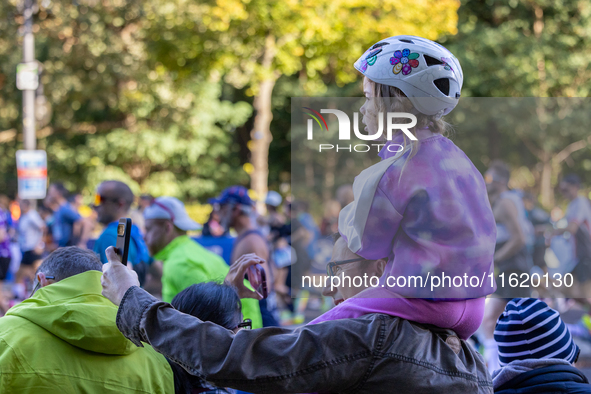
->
[366,78,453,177]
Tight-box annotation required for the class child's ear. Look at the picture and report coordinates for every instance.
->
[375,259,387,277]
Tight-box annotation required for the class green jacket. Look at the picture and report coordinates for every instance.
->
[155,235,263,329]
[0,271,174,394]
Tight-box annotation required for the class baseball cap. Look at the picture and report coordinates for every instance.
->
[144,196,202,231]
[208,186,254,206]
[495,298,580,366]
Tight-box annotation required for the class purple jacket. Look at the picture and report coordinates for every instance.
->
[339,133,496,299]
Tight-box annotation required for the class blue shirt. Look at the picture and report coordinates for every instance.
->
[93,222,150,266]
[52,203,81,247]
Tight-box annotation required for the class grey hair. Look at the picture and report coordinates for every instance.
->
[37,247,103,281]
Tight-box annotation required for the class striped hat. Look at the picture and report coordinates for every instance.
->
[494,298,580,366]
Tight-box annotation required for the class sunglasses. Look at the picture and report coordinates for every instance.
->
[236,318,252,331]
[326,257,366,277]
[94,194,120,206]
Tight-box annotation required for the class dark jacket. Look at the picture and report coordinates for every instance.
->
[495,364,591,394]
[116,286,493,394]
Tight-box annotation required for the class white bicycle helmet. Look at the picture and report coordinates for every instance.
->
[354,35,463,117]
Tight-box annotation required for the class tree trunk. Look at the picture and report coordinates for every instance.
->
[540,160,553,209]
[249,35,278,213]
[250,78,276,213]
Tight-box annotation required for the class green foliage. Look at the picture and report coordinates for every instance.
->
[0,0,251,199]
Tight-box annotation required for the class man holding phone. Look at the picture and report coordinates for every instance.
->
[92,181,151,284]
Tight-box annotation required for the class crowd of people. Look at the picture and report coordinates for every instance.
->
[1,34,591,393]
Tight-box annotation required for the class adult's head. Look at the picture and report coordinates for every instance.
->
[558,174,581,201]
[94,181,135,225]
[48,182,70,205]
[209,186,255,231]
[265,191,282,213]
[336,184,354,208]
[322,233,387,304]
[356,35,462,139]
[32,247,103,296]
[495,298,580,366]
[143,196,201,256]
[19,199,33,214]
[138,194,153,210]
[172,282,243,332]
[485,160,511,198]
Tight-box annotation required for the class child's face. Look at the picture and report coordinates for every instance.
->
[360,78,384,141]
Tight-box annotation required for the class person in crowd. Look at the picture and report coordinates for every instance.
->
[523,192,551,270]
[102,35,494,394]
[38,201,57,253]
[169,282,249,394]
[556,174,591,298]
[211,186,279,327]
[129,193,152,235]
[0,203,11,315]
[482,161,534,372]
[0,247,173,393]
[321,233,387,306]
[143,196,262,328]
[102,248,492,394]
[320,199,341,237]
[92,181,151,286]
[14,199,46,298]
[261,191,291,306]
[492,298,590,393]
[336,184,354,209]
[47,182,91,248]
[202,207,228,237]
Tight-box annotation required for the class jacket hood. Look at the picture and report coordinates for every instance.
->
[6,270,137,355]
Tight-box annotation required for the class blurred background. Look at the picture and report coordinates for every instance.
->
[1,0,589,212]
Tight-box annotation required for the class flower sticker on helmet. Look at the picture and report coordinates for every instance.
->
[441,57,453,71]
[390,48,419,75]
[360,47,383,73]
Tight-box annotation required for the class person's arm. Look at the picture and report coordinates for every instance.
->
[102,249,374,393]
[232,233,274,282]
[494,199,526,262]
[116,287,373,393]
[553,221,580,237]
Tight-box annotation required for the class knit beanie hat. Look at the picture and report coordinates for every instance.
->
[494,298,580,366]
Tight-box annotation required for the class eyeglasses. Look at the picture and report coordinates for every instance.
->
[31,276,55,296]
[236,318,252,331]
[326,257,366,277]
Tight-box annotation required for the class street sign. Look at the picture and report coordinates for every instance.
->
[16,62,39,91]
[16,150,47,199]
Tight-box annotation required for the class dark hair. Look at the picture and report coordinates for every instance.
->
[102,181,135,209]
[562,173,581,187]
[171,282,242,330]
[50,182,70,199]
[489,160,511,183]
[37,247,103,281]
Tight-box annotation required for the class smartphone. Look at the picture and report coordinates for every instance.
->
[247,264,268,299]
[115,218,132,265]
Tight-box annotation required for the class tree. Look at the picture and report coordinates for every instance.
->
[0,0,252,199]
[143,0,461,207]
[445,0,591,207]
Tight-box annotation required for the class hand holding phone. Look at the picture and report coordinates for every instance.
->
[246,264,268,299]
[115,218,132,266]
